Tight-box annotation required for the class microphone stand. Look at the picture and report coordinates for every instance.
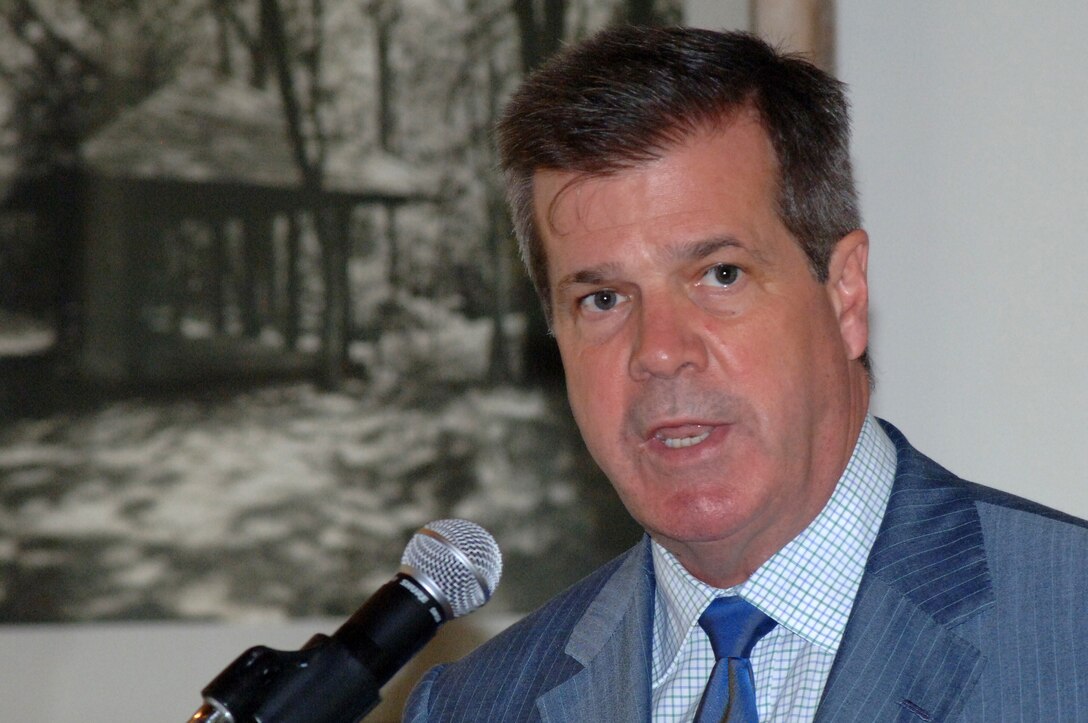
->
[188,634,382,723]
[187,574,442,723]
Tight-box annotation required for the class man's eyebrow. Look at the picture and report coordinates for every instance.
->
[669,236,751,263]
[555,262,624,296]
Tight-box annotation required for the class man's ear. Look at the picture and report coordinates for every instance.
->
[826,229,869,362]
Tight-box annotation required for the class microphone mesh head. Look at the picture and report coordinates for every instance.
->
[401,519,502,619]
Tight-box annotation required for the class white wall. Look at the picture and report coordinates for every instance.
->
[685,0,748,30]
[688,0,1088,519]
[836,1,1088,518]
[0,614,504,722]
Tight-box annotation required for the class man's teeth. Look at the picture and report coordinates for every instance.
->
[660,430,711,449]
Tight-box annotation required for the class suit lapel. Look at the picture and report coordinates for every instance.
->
[816,422,995,721]
[536,538,655,723]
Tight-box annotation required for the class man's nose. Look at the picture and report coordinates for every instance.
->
[628,296,708,380]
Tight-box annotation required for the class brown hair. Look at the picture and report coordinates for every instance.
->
[496,25,860,320]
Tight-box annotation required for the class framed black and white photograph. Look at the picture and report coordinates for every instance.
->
[0,0,694,629]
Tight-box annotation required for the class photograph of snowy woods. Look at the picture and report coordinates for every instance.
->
[0,0,681,623]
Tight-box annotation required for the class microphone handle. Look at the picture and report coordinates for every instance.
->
[188,574,443,723]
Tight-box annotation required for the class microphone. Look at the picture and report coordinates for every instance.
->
[187,519,502,723]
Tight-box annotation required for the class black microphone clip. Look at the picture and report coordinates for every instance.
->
[190,574,445,723]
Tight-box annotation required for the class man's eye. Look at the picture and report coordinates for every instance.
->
[580,289,624,312]
[703,263,742,287]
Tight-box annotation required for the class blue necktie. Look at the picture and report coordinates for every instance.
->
[695,596,777,723]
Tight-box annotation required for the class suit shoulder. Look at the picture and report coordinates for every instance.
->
[879,418,1088,533]
[404,541,647,720]
[964,479,1088,532]
[968,480,1088,591]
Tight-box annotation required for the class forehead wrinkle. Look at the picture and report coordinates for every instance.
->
[543,172,611,239]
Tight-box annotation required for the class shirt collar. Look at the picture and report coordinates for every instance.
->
[651,415,897,681]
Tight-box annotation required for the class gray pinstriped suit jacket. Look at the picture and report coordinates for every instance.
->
[404,422,1088,721]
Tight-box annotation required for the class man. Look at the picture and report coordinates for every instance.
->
[405,26,1088,721]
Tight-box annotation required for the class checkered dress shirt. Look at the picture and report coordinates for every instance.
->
[650,415,898,722]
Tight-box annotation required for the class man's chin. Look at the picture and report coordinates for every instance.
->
[644,511,749,550]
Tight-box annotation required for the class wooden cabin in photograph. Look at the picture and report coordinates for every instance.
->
[67,76,433,384]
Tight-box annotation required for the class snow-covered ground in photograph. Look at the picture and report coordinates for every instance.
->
[0,381,637,623]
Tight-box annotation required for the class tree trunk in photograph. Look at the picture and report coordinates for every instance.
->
[260,0,345,388]
[318,206,348,389]
[750,0,835,72]
[625,0,663,25]
[284,212,302,350]
[241,211,274,340]
[211,219,229,336]
[512,0,567,384]
[486,190,513,384]
[370,0,399,153]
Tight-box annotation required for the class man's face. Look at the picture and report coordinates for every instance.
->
[535,115,870,586]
